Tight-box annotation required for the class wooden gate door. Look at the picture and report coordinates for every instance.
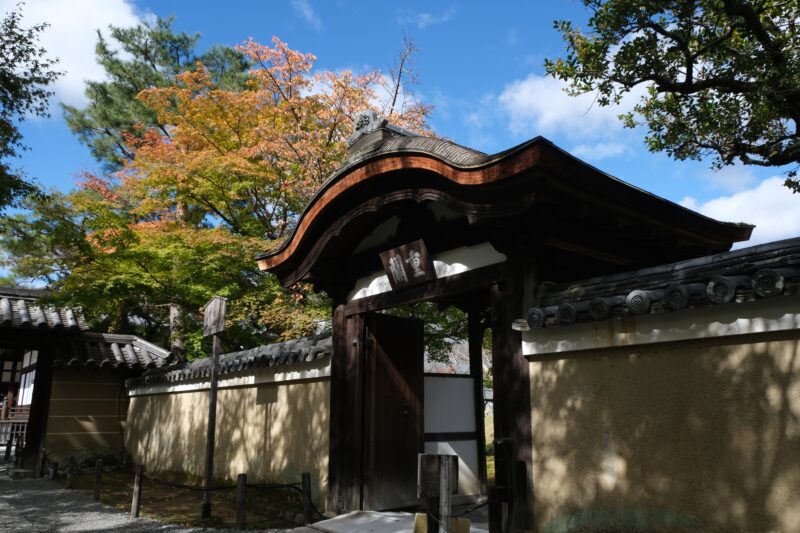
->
[364,313,424,510]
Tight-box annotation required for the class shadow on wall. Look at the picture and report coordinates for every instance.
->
[125,379,330,508]
[214,381,329,506]
[531,334,800,532]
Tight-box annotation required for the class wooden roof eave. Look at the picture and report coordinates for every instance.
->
[256,137,546,272]
[535,142,754,247]
[256,136,754,285]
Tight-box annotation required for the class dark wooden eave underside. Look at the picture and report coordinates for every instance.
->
[257,135,753,290]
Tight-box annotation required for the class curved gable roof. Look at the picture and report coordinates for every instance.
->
[257,129,753,288]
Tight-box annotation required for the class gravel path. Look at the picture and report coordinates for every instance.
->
[0,459,286,533]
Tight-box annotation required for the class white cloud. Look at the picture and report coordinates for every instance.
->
[291,0,321,29]
[3,0,147,108]
[396,7,457,29]
[680,177,800,246]
[497,74,645,140]
[701,165,758,193]
[506,29,519,46]
[571,141,629,161]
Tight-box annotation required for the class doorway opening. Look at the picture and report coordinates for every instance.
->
[363,301,490,511]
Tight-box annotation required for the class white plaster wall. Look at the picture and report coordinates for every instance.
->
[348,242,506,301]
[523,295,800,357]
[424,376,475,433]
[424,375,481,497]
[424,440,481,497]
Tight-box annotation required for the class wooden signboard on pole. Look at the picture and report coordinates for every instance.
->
[203,297,227,337]
[201,296,227,520]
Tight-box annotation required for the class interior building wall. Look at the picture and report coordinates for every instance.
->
[530,333,800,532]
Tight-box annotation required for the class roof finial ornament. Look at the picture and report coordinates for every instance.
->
[349,110,385,143]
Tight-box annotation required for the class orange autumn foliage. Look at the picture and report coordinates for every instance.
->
[128,36,432,241]
[45,37,432,350]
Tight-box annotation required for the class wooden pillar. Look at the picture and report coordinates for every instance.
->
[490,260,535,530]
[327,305,365,512]
[468,309,488,492]
[23,348,54,470]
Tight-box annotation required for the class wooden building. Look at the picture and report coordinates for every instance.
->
[1,288,169,469]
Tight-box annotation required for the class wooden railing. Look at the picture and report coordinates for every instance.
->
[0,405,29,448]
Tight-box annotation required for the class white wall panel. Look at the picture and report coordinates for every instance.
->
[424,440,481,496]
[424,376,475,433]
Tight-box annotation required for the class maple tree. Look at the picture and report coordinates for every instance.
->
[129,36,430,240]
[1,35,431,358]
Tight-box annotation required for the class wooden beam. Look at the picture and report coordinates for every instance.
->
[344,263,506,316]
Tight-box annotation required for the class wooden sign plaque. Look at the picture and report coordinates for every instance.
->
[202,296,228,337]
[379,239,437,290]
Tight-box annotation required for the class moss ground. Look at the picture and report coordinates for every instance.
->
[60,466,304,530]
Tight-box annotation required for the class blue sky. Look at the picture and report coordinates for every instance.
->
[5,0,799,246]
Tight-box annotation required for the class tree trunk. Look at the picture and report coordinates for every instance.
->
[169,303,185,361]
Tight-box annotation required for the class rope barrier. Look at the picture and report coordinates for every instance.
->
[140,473,308,497]
[141,473,236,492]
[454,498,488,517]
[60,463,323,527]
[246,482,302,491]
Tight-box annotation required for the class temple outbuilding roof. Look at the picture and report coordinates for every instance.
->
[52,332,171,369]
[0,288,87,330]
[1,287,170,370]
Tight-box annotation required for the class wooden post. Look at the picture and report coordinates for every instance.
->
[39,447,48,477]
[418,454,457,533]
[438,457,453,533]
[48,461,58,479]
[490,259,535,531]
[327,306,365,512]
[301,472,312,524]
[93,459,103,501]
[14,439,22,467]
[23,348,54,470]
[493,439,513,532]
[66,456,74,489]
[201,334,222,520]
[235,473,247,529]
[131,465,144,518]
[201,296,226,521]
[4,433,12,461]
[487,487,504,533]
[468,309,488,493]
